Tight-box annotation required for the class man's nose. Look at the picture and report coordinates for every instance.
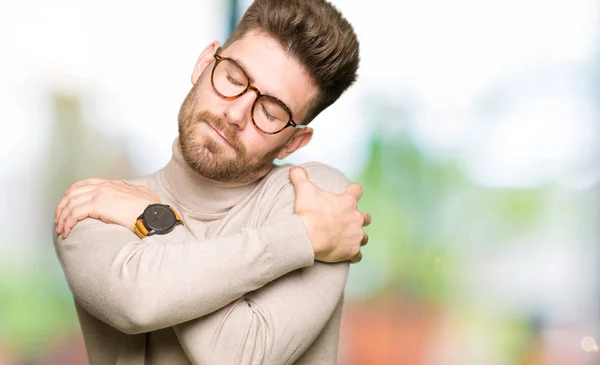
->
[223,90,257,130]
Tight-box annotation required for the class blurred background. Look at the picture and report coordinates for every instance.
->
[1,0,599,364]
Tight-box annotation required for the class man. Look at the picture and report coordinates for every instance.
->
[53,0,368,364]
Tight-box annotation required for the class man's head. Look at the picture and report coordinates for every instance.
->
[178,0,360,185]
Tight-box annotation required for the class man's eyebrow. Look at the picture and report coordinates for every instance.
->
[230,57,255,84]
[229,55,294,112]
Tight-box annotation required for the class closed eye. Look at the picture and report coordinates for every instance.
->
[261,104,277,121]
[227,73,245,87]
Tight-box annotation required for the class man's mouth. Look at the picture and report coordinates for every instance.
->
[206,122,234,148]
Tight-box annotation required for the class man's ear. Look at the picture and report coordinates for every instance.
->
[277,127,314,160]
[191,41,221,85]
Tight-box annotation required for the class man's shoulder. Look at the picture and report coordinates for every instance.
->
[264,162,350,194]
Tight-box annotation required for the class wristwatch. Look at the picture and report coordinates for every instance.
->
[134,204,183,239]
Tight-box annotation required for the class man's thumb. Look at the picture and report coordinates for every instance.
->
[289,167,312,195]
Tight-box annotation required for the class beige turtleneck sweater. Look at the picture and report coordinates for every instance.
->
[53,140,351,365]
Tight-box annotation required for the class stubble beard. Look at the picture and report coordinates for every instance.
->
[178,87,283,185]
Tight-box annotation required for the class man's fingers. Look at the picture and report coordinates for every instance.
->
[61,205,92,239]
[289,167,318,196]
[62,206,85,239]
[58,180,132,222]
[362,212,371,227]
[361,232,368,246]
[56,185,99,223]
[56,193,94,233]
[344,183,363,200]
[350,250,363,264]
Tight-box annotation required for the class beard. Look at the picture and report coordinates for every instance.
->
[178,86,284,185]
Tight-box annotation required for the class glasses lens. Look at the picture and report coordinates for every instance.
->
[253,96,291,133]
[213,59,248,97]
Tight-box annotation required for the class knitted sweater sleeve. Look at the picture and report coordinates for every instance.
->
[174,162,351,365]
[53,202,315,335]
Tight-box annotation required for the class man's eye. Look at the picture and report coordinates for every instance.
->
[262,105,277,122]
[227,74,244,86]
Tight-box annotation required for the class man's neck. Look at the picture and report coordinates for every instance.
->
[158,139,262,216]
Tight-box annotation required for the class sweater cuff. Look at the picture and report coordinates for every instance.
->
[262,214,315,274]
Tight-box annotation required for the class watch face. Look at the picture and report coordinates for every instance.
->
[143,205,177,232]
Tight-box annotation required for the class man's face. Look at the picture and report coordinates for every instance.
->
[178,31,318,185]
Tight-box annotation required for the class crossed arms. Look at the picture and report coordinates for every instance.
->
[53,165,370,363]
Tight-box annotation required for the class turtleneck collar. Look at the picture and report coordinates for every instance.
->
[158,138,259,218]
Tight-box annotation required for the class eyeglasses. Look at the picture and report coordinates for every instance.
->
[211,48,307,135]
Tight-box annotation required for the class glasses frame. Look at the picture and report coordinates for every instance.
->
[211,49,307,135]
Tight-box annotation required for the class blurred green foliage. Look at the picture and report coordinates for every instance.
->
[0,248,77,356]
[355,132,463,301]
[354,129,548,305]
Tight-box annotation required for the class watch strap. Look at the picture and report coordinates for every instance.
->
[134,219,150,239]
[171,206,183,222]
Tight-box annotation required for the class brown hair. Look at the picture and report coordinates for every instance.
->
[222,0,360,124]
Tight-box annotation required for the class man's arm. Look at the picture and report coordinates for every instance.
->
[53,166,368,335]
[54,214,313,335]
[174,164,353,365]
[176,262,347,365]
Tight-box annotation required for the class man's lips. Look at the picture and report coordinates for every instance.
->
[206,123,233,147]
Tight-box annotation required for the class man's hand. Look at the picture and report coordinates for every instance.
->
[55,178,160,239]
[289,167,371,264]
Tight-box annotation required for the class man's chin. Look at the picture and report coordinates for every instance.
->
[193,144,235,165]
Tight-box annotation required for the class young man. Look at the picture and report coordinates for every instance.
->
[53,0,368,364]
